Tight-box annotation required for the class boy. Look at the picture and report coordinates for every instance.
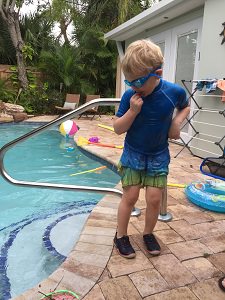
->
[113,39,190,258]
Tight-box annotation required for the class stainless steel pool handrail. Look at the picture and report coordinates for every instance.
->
[0,99,123,194]
[0,98,172,220]
[0,99,138,216]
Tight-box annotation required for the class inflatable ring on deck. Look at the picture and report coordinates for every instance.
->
[185,180,225,213]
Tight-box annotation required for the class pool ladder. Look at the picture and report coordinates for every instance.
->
[0,98,172,221]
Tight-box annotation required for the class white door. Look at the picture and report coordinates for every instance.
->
[149,18,202,143]
[150,30,171,81]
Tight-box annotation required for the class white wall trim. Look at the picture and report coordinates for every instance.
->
[116,41,124,62]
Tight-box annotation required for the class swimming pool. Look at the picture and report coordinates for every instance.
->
[0,123,120,299]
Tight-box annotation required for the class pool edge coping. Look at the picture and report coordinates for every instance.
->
[12,143,121,300]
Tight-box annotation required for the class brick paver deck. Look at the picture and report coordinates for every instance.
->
[13,115,225,300]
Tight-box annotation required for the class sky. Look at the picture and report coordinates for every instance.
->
[21,2,40,15]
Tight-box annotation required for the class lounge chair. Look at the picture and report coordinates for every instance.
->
[78,94,101,120]
[55,94,80,115]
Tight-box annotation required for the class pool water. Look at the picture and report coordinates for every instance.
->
[0,124,120,299]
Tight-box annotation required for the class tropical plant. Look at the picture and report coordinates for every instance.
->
[20,13,54,64]
[0,78,17,102]
[0,0,158,115]
[72,0,155,99]
[51,0,76,44]
[39,44,83,93]
[81,0,148,30]
[77,28,117,97]
[18,82,53,114]
[0,15,16,64]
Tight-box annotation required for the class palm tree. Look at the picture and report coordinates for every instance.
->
[39,44,83,93]
[20,13,54,64]
[78,28,117,96]
[72,0,153,97]
[82,0,147,30]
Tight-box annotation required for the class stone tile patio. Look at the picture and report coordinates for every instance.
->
[13,115,225,299]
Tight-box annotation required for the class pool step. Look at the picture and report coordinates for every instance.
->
[42,210,90,258]
[2,207,91,299]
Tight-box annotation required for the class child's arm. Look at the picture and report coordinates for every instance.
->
[169,106,190,139]
[113,93,143,135]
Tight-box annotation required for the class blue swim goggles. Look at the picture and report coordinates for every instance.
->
[124,66,162,88]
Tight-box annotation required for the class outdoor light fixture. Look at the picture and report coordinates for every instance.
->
[220,22,225,45]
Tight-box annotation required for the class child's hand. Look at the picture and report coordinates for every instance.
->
[130,93,143,114]
[168,120,181,139]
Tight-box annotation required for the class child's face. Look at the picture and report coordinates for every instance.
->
[124,68,162,97]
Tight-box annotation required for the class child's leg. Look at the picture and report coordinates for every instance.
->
[142,186,163,256]
[144,186,163,235]
[114,185,140,258]
[117,185,140,237]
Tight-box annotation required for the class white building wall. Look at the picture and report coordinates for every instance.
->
[190,0,225,158]
[126,7,203,45]
[117,0,224,159]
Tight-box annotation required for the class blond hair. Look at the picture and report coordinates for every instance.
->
[122,39,164,76]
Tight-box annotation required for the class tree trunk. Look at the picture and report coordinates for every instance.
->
[59,18,70,44]
[9,14,28,89]
[4,10,28,89]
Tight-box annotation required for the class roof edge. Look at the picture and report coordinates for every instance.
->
[105,0,183,40]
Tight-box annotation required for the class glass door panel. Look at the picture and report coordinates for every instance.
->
[149,19,202,143]
[149,31,171,81]
[175,31,197,84]
[170,18,202,143]
[175,31,198,133]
